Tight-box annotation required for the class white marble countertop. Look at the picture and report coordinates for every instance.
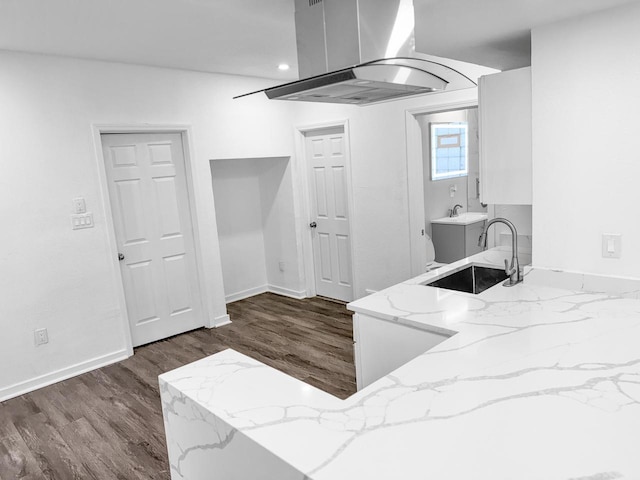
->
[160,247,640,480]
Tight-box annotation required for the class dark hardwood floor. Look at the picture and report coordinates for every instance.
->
[0,293,356,480]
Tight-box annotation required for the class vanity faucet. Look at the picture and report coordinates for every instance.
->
[478,217,523,286]
[450,204,463,217]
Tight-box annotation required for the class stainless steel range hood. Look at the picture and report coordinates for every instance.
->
[236,0,480,106]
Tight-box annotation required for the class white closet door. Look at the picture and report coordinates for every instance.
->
[306,127,353,302]
[102,132,203,346]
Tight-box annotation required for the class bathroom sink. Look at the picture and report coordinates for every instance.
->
[431,212,488,226]
[424,264,508,294]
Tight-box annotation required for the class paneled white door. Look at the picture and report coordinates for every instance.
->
[102,133,203,347]
[306,127,354,302]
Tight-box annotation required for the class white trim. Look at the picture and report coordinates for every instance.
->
[405,99,479,277]
[293,119,358,301]
[267,284,307,299]
[211,314,232,328]
[343,120,358,300]
[225,285,269,304]
[225,284,308,304]
[91,126,135,356]
[405,109,426,277]
[179,128,224,329]
[290,139,312,299]
[91,124,219,345]
[0,349,129,402]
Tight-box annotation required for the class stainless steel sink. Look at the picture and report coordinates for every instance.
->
[424,264,508,294]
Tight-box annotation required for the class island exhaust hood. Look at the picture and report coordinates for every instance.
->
[235,0,478,105]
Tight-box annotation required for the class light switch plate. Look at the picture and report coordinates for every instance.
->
[72,212,94,230]
[602,233,621,258]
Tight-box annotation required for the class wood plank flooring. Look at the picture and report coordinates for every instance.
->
[0,293,356,480]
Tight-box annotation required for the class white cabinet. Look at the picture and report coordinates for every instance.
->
[353,313,450,390]
[478,66,532,205]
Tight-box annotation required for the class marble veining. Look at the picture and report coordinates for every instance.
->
[160,247,640,479]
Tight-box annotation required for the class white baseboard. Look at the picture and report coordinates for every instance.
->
[225,285,269,304]
[225,284,307,304]
[211,313,232,328]
[267,284,307,299]
[365,289,377,295]
[0,349,130,403]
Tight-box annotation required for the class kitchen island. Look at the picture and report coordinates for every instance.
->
[159,247,640,479]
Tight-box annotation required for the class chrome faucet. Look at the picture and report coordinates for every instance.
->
[450,204,463,217]
[478,217,523,287]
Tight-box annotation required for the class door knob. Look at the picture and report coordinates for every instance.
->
[118,253,125,261]
[309,221,317,228]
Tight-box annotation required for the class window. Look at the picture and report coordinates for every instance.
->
[430,122,468,181]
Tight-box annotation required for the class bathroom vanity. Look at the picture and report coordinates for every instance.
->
[431,212,487,262]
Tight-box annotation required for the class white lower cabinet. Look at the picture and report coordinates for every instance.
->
[353,313,451,390]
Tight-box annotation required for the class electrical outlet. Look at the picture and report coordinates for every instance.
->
[34,328,49,346]
[73,197,86,214]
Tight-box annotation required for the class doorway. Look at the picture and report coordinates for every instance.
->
[101,132,204,347]
[406,101,479,276]
[303,126,354,302]
[416,107,486,253]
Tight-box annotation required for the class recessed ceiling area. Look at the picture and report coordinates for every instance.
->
[1,0,638,80]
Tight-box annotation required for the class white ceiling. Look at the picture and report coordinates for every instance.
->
[414,0,639,70]
[0,0,299,80]
[1,0,638,80]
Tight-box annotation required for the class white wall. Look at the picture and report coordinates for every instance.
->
[211,157,304,302]
[0,48,487,399]
[292,88,481,294]
[211,159,268,300]
[0,50,296,400]
[4,2,634,403]
[260,158,304,297]
[531,2,640,276]
[492,205,533,255]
